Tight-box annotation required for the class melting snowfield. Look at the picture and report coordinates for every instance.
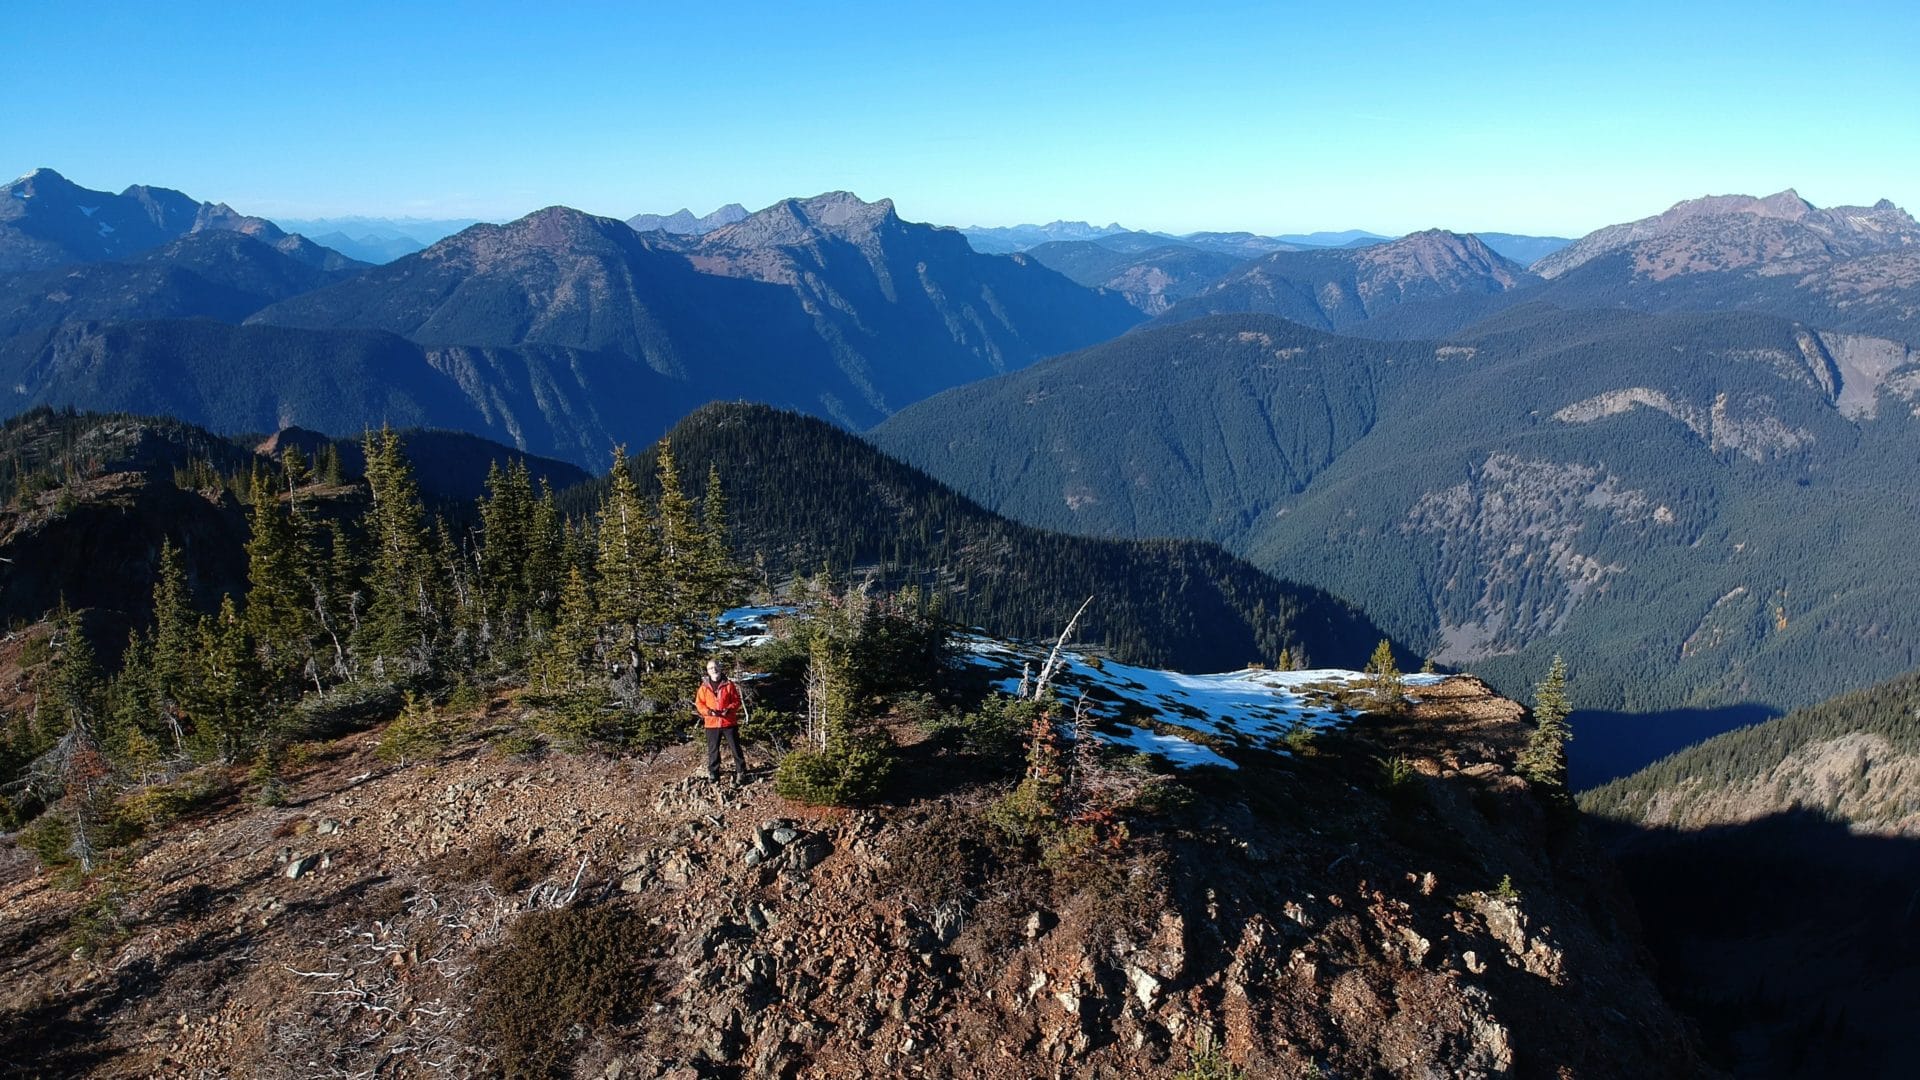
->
[961,636,1446,771]
[715,607,1445,771]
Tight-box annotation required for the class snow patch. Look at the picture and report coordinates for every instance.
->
[78,205,98,218]
[97,222,115,237]
[1105,723,1238,769]
[713,605,798,648]
[960,635,1445,770]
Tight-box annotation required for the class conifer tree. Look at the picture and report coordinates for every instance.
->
[650,440,708,684]
[244,481,314,688]
[317,519,361,676]
[1365,638,1404,707]
[1518,655,1573,795]
[319,443,344,486]
[149,540,196,737]
[282,444,310,493]
[39,604,103,744]
[190,595,268,762]
[699,462,741,611]
[105,633,166,779]
[543,567,599,690]
[525,482,565,631]
[595,448,654,673]
[359,428,432,674]
[478,459,536,645]
[429,519,473,674]
[26,608,116,871]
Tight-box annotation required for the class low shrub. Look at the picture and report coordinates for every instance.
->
[926,694,1035,760]
[1173,1047,1245,1080]
[287,679,406,740]
[471,904,658,1079]
[1494,874,1521,901]
[985,778,1060,845]
[117,770,233,830]
[773,729,893,807]
[65,879,130,959]
[19,813,74,870]
[1377,754,1422,810]
[428,836,552,895]
[378,693,457,763]
[740,706,800,749]
[489,729,541,759]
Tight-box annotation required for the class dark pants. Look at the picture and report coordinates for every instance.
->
[706,726,747,780]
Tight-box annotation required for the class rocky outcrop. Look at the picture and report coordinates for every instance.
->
[0,676,1701,1077]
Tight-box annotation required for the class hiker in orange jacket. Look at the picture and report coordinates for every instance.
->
[696,658,749,785]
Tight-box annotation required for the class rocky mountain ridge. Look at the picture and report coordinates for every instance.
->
[0,169,358,273]
[627,203,750,235]
[242,194,1142,439]
[1156,229,1536,331]
[1536,190,1919,280]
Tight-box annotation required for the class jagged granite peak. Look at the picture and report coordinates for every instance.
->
[626,202,750,235]
[1537,189,1920,279]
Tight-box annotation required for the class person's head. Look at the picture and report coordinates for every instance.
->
[706,658,722,682]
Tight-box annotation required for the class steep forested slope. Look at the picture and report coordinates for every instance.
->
[572,403,1386,673]
[1581,668,1920,1077]
[873,307,1920,744]
[0,319,710,468]
[0,231,361,341]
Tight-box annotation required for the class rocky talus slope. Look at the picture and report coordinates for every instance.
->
[1,678,1701,1078]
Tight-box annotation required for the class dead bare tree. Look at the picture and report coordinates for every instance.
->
[1029,595,1093,702]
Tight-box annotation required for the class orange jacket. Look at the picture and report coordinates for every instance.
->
[696,678,743,729]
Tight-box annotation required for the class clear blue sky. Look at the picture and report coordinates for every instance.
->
[6,1,1917,236]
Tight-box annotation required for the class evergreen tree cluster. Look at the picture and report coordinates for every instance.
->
[756,574,952,807]
[1,428,745,858]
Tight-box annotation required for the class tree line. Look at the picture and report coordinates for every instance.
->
[1,429,743,867]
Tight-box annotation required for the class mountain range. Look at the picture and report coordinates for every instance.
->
[0,184,1143,467]
[271,216,488,264]
[11,164,1920,1078]
[626,203,750,235]
[1154,229,1536,330]
[244,193,1142,445]
[870,304,1920,783]
[1,169,358,273]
